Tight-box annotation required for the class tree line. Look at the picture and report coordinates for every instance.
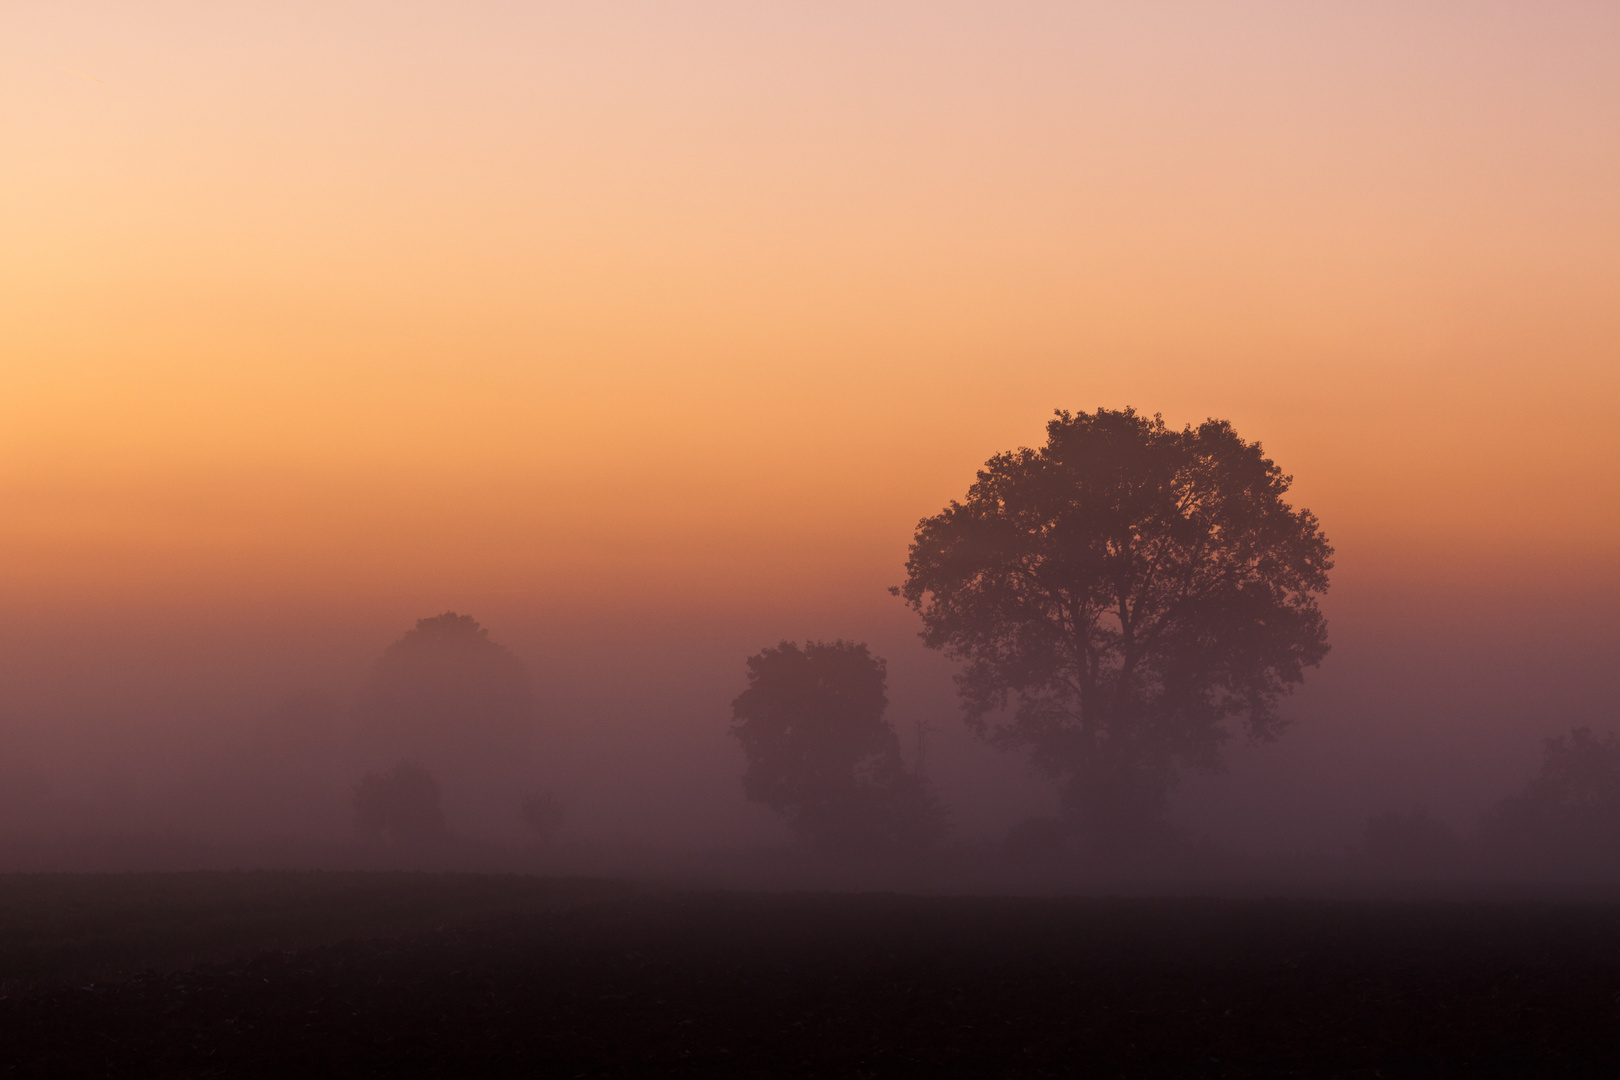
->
[347,407,1619,870]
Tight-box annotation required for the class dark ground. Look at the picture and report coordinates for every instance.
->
[1,873,1618,1077]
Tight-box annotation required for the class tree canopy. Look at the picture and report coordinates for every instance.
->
[730,640,944,852]
[896,408,1332,843]
[1479,726,1620,875]
[352,612,536,768]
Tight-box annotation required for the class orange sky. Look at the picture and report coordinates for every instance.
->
[3,2,1617,616]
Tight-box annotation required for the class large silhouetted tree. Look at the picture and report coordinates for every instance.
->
[731,641,945,852]
[896,408,1332,847]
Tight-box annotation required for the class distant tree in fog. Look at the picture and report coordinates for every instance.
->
[731,640,946,852]
[352,613,536,769]
[896,408,1332,849]
[520,792,566,844]
[1478,726,1620,874]
[353,761,444,842]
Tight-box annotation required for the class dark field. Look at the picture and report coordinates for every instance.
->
[2,873,1618,1077]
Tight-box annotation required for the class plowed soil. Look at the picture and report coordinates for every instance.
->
[2,875,1618,1077]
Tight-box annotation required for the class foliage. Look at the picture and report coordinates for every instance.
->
[896,408,1332,842]
[1479,726,1620,873]
[353,761,445,843]
[351,612,536,767]
[730,641,946,852]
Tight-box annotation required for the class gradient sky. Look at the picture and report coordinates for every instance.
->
[3,3,1619,851]
[5,1,1616,617]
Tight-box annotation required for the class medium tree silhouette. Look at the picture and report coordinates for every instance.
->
[352,612,536,772]
[1479,726,1620,875]
[353,761,445,843]
[731,640,945,853]
[896,408,1332,847]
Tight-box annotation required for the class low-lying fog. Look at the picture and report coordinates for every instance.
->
[0,568,1613,891]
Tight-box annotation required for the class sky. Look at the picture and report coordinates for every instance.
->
[1,2,1617,852]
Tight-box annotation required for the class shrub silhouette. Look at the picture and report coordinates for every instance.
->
[353,761,445,843]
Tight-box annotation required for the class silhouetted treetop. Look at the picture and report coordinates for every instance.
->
[352,613,535,759]
[896,408,1332,842]
[1519,726,1620,816]
[731,640,945,852]
[733,641,893,786]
